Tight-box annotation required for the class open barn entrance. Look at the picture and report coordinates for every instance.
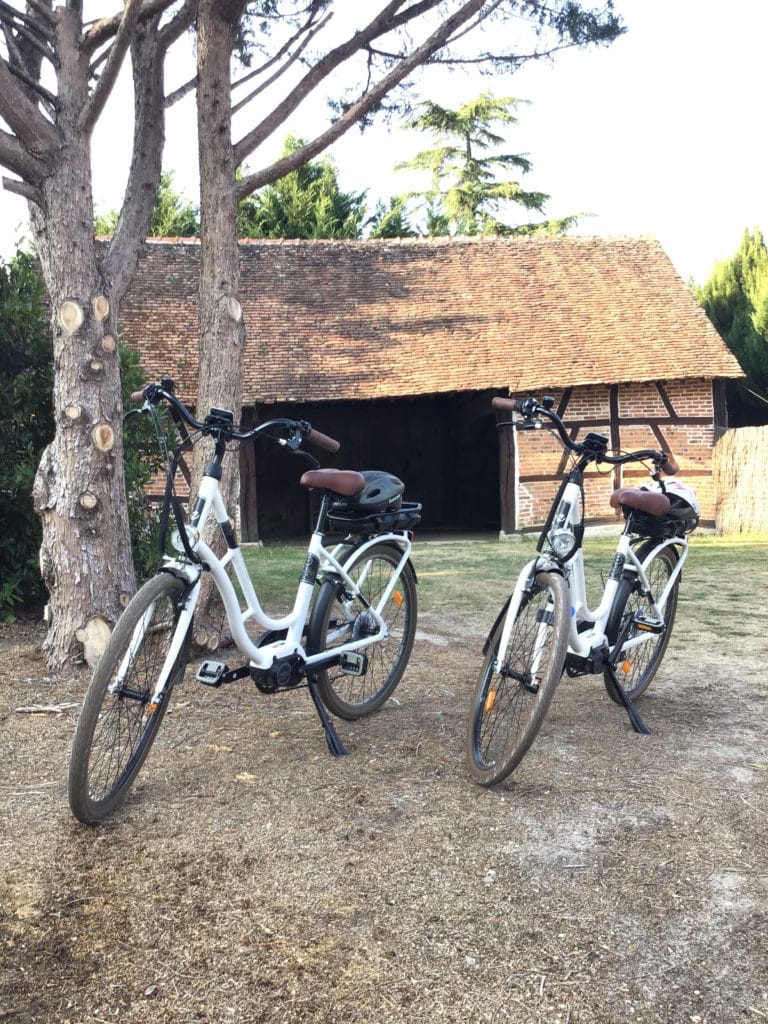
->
[239,390,501,541]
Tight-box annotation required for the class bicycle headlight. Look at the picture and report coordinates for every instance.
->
[548,528,577,561]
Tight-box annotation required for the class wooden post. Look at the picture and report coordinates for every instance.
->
[497,408,516,535]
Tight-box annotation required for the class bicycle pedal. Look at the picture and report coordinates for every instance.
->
[196,660,229,687]
[339,651,367,676]
[633,614,664,634]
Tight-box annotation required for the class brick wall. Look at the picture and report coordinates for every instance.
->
[509,378,716,532]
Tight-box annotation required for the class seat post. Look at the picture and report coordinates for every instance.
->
[312,491,332,535]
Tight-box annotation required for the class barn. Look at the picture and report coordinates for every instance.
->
[117,235,743,539]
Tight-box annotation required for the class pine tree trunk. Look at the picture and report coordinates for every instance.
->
[193,1,247,649]
[31,134,134,669]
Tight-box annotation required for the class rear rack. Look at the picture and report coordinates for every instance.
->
[326,501,422,537]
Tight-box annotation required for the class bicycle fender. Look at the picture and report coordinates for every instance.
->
[482,596,512,656]
[159,563,199,589]
[341,537,418,584]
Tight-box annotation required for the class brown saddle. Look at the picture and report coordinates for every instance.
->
[299,468,365,497]
[610,487,671,516]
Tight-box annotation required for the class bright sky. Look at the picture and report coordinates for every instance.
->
[1,0,765,285]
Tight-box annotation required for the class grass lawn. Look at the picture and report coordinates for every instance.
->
[240,531,768,635]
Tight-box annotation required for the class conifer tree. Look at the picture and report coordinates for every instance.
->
[696,229,768,425]
[396,94,577,236]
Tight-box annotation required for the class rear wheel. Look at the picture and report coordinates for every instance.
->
[308,542,417,720]
[68,573,191,824]
[466,571,569,786]
[604,542,679,703]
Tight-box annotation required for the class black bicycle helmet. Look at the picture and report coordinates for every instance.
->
[333,470,404,515]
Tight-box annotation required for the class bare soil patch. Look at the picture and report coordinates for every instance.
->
[2,542,767,1024]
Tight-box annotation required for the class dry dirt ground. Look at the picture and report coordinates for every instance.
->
[2,545,768,1024]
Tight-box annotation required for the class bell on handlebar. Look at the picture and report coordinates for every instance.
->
[541,396,556,410]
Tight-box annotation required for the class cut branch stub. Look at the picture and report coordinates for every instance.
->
[84,358,104,378]
[75,617,112,669]
[58,301,84,335]
[92,422,115,452]
[93,295,110,321]
[226,296,242,323]
[101,335,117,354]
[78,491,99,514]
[64,404,82,422]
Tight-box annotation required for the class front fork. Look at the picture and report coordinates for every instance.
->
[494,558,557,689]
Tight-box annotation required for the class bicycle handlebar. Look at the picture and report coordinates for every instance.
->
[131,380,342,452]
[493,394,679,473]
[305,427,340,454]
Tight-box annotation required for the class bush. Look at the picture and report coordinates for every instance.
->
[0,253,54,619]
[0,253,167,618]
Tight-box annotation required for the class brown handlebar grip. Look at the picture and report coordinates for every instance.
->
[306,428,340,454]
[491,396,517,412]
[130,389,146,404]
[660,454,679,475]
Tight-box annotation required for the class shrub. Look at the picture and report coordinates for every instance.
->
[0,253,54,619]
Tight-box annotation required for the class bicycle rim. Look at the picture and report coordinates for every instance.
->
[604,544,679,702]
[467,571,568,786]
[68,574,190,823]
[310,543,416,720]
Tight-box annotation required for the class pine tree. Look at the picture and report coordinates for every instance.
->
[237,137,366,239]
[696,229,768,425]
[396,94,577,237]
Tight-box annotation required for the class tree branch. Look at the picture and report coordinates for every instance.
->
[80,0,143,134]
[100,12,169,304]
[234,0,443,163]
[0,0,55,45]
[231,11,332,117]
[24,0,56,29]
[0,127,50,182]
[0,57,60,164]
[157,0,197,50]
[165,75,197,107]
[81,0,178,56]
[236,0,489,197]
[2,172,42,205]
[2,56,57,112]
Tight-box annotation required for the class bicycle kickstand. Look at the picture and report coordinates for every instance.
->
[307,678,349,757]
[610,676,651,736]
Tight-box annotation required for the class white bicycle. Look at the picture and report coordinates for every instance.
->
[466,395,698,786]
[69,379,421,824]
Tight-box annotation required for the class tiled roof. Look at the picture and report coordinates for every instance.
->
[117,235,743,403]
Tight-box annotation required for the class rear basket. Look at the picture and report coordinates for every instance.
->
[326,501,422,536]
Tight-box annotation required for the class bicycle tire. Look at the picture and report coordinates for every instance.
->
[466,570,569,786]
[68,573,192,824]
[308,542,417,720]
[603,541,679,704]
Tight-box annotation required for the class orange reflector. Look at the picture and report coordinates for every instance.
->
[484,689,497,714]
[392,591,404,607]
[148,702,159,714]
[620,661,632,674]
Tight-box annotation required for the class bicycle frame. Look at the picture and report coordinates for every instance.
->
[113,469,413,705]
[495,476,688,674]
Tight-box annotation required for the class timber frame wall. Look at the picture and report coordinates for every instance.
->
[502,377,723,533]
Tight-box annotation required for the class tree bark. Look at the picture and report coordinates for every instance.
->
[193,0,247,647]
[30,13,134,668]
[16,4,184,669]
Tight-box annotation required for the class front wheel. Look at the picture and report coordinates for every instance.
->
[603,542,680,704]
[68,573,192,825]
[466,571,569,786]
[308,542,417,720]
